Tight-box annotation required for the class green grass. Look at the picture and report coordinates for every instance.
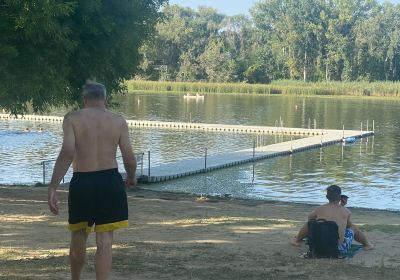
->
[126,80,400,97]
[359,224,400,233]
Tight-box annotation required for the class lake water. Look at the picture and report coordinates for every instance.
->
[0,93,399,210]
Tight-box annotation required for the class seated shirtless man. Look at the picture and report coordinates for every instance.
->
[290,185,374,253]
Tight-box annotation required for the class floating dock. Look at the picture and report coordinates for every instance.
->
[140,129,372,183]
[1,113,342,135]
[0,113,374,183]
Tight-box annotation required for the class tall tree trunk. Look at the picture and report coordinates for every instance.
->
[384,56,389,81]
[325,62,329,81]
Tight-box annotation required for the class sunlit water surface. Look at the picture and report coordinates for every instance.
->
[0,93,399,210]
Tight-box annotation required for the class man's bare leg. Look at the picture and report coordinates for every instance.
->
[290,223,308,246]
[95,231,114,280]
[70,229,88,280]
[352,225,374,250]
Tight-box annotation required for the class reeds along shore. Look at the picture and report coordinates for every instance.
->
[126,80,400,97]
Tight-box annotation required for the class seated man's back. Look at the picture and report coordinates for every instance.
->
[291,185,373,253]
[313,203,351,243]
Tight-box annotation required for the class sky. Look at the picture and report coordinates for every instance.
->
[169,0,400,16]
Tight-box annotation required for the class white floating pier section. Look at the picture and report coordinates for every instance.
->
[0,114,374,183]
[141,129,373,183]
[2,113,333,135]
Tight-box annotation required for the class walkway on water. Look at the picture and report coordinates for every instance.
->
[0,113,365,136]
[140,129,372,183]
[0,113,374,183]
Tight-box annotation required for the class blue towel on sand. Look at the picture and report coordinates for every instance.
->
[339,244,363,259]
[303,244,363,259]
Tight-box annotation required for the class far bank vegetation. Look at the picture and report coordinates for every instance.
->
[136,1,400,90]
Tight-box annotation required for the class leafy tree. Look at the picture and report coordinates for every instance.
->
[138,5,226,81]
[198,38,235,82]
[220,15,255,81]
[354,2,400,81]
[253,0,332,81]
[177,50,200,82]
[0,0,166,114]
[137,1,400,84]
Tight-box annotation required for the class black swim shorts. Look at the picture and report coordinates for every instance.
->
[68,168,128,233]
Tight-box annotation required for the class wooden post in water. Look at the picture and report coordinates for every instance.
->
[361,122,363,135]
[148,151,151,178]
[253,140,256,160]
[141,153,144,177]
[314,119,316,129]
[367,120,369,131]
[342,125,345,140]
[42,161,46,185]
[204,147,207,170]
[320,129,323,146]
[290,137,293,153]
[373,120,375,132]
[252,140,256,180]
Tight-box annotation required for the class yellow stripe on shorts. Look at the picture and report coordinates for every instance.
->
[95,220,129,233]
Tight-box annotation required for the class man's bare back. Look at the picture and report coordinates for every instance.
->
[67,107,125,172]
[311,203,351,243]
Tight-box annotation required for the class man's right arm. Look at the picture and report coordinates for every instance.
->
[346,211,353,229]
[308,209,317,221]
[48,114,75,215]
[119,118,137,188]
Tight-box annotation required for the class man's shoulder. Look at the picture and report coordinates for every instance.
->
[104,110,127,127]
[64,109,84,117]
[343,207,351,215]
[315,203,329,211]
[65,109,124,119]
[63,111,79,121]
[105,109,124,119]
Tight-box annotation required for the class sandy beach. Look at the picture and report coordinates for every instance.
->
[0,185,399,280]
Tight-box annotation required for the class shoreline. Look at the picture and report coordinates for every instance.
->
[1,184,399,214]
[0,185,399,279]
[137,187,400,214]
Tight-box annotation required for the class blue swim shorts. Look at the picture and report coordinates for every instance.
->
[338,228,354,254]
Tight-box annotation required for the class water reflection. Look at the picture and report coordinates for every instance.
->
[0,121,62,185]
[0,119,294,184]
[148,136,399,211]
[1,93,399,210]
[114,93,400,211]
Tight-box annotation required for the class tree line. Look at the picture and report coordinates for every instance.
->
[1,0,399,114]
[0,0,166,114]
[138,0,400,84]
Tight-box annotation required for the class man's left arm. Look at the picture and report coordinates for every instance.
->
[47,114,75,215]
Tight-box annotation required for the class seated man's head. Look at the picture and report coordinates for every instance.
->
[340,194,349,206]
[326,185,341,203]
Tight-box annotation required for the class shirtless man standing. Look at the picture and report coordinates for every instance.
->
[47,82,137,280]
[290,185,374,253]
